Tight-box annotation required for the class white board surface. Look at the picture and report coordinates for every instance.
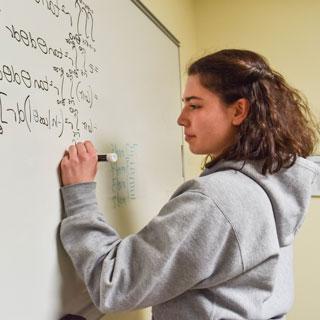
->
[0,1,183,319]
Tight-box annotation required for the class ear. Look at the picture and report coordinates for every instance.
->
[231,98,250,126]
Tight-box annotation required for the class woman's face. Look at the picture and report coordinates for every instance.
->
[178,75,237,156]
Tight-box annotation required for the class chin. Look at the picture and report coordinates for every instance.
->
[188,146,207,155]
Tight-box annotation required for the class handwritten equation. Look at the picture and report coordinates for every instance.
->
[0,0,99,141]
[110,143,138,208]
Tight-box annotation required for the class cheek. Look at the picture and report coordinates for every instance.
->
[201,111,226,133]
[203,112,234,142]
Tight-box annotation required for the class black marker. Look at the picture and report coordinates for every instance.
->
[98,153,118,162]
[60,315,86,320]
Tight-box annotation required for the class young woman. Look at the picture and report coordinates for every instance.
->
[60,49,320,320]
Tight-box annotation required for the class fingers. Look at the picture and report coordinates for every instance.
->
[60,140,97,186]
[65,141,97,161]
[84,140,96,156]
[68,144,77,160]
[76,142,87,159]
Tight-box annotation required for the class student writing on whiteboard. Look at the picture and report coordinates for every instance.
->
[59,49,320,320]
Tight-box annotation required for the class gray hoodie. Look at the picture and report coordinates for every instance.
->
[60,157,319,320]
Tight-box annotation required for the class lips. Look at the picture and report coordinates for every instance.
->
[184,134,196,142]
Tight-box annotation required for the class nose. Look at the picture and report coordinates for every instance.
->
[177,106,189,127]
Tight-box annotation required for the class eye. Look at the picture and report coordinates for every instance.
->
[189,104,201,110]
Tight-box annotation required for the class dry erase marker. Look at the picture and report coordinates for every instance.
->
[60,315,86,320]
[98,153,118,162]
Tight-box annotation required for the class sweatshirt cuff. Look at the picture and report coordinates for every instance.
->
[61,182,99,217]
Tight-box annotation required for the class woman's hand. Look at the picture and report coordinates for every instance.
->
[60,140,98,186]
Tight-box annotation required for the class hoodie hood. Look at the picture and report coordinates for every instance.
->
[201,157,320,247]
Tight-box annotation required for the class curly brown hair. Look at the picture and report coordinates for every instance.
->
[188,49,320,174]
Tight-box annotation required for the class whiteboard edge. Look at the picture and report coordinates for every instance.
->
[131,0,185,181]
[130,0,180,47]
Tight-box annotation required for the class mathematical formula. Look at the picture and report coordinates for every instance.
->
[0,0,99,141]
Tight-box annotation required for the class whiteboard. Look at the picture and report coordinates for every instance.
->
[0,1,183,319]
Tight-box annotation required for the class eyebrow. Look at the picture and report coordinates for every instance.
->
[181,96,203,102]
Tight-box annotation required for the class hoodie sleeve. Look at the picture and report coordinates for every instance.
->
[60,181,243,313]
